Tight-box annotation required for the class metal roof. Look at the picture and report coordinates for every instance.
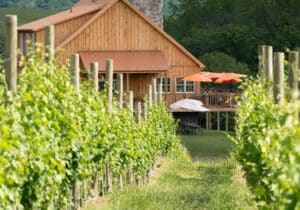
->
[79,50,169,73]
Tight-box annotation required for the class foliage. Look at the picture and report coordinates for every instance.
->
[0,47,180,209]
[0,0,77,9]
[165,0,300,73]
[89,132,253,210]
[200,52,250,75]
[233,78,300,208]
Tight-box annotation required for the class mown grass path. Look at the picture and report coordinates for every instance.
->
[86,131,254,210]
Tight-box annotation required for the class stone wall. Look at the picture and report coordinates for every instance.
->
[131,0,163,28]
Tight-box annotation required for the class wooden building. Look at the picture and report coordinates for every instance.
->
[17,0,205,105]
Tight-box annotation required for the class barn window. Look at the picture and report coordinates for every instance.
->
[176,78,195,93]
[155,77,171,93]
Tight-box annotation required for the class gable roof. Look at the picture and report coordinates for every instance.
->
[18,0,205,68]
[18,0,111,31]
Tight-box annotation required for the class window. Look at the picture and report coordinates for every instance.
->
[176,77,195,93]
[156,77,171,93]
[98,76,119,93]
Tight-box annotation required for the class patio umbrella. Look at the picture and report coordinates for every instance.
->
[184,73,213,82]
[169,99,209,112]
[201,72,225,80]
[214,73,244,84]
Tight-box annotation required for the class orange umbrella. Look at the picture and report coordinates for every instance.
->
[201,72,225,80]
[214,73,244,84]
[184,73,213,82]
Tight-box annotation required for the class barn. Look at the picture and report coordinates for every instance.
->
[17,0,205,105]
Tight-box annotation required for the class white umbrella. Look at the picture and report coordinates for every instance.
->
[169,99,209,112]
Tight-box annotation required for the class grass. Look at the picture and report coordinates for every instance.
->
[85,131,254,210]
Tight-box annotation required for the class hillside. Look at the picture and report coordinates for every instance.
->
[0,8,56,55]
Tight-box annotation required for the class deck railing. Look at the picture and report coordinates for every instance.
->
[195,91,242,107]
[133,91,242,107]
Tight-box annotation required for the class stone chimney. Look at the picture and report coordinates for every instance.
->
[131,0,164,29]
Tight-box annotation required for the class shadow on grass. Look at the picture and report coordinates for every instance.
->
[181,130,235,160]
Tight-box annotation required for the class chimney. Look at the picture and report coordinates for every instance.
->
[131,0,164,29]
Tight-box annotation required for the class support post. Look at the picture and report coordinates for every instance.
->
[206,112,209,130]
[126,73,130,92]
[45,25,55,65]
[105,59,114,112]
[128,91,134,114]
[273,52,284,104]
[118,74,124,109]
[152,79,157,106]
[90,62,99,92]
[288,51,299,101]
[225,112,229,132]
[137,102,142,124]
[148,85,153,107]
[70,54,80,93]
[217,111,220,132]
[5,15,17,92]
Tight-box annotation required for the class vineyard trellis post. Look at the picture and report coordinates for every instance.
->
[287,51,299,102]
[45,25,55,73]
[118,74,124,109]
[143,103,148,120]
[273,52,284,104]
[258,45,266,75]
[105,59,114,112]
[148,85,153,107]
[128,91,134,114]
[152,79,157,106]
[5,15,17,92]
[90,62,99,92]
[137,102,142,125]
[70,53,80,94]
[264,46,273,83]
[158,83,163,103]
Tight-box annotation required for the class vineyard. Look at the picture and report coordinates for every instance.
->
[0,44,182,209]
[233,47,300,209]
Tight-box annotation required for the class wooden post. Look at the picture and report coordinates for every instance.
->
[70,54,80,93]
[5,15,17,92]
[118,74,124,109]
[225,112,229,132]
[105,166,112,193]
[45,25,55,64]
[206,112,209,130]
[264,46,273,82]
[105,59,114,112]
[258,45,266,76]
[273,52,284,104]
[143,103,148,120]
[288,51,299,101]
[90,62,99,92]
[137,102,142,124]
[217,111,220,132]
[158,83,163,104]
[128,91,134,114]
[72,182,80,210]
[126,73,130,92]
[152,79,157,106]
[148,85,153,107]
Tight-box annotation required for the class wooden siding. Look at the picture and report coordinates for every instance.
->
[35,12,96,48]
